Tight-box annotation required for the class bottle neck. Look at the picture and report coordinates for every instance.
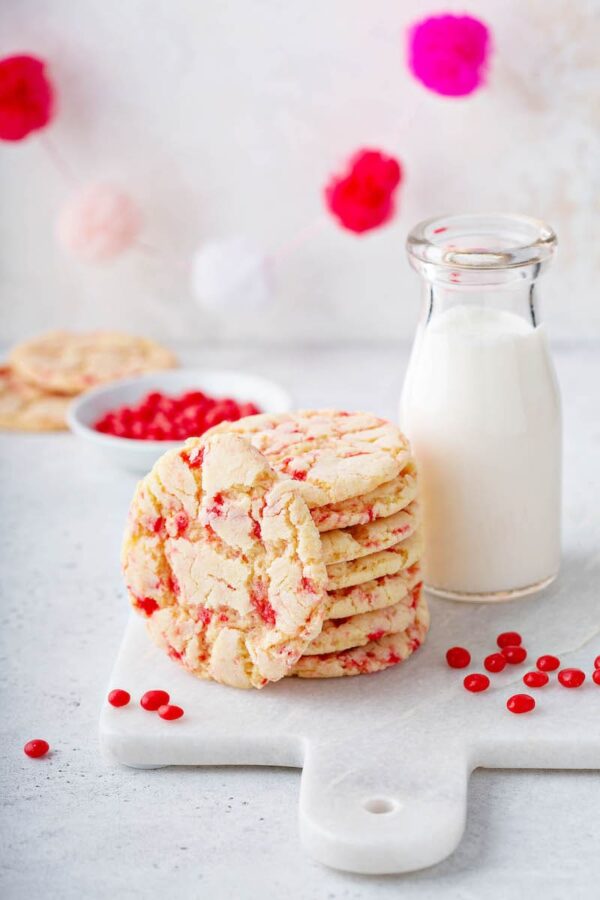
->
[421,278,540,329]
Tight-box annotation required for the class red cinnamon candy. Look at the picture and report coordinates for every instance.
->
[24,739,50,758]
[108,689,131,707]
[446,646,471,669]
[497,631,522,649]
[463,673,490,693]
[95,389,260,442]
[158,704,184,721]
[140,690,170,711]
[557,669,586,689]
[523,671,549,688]
[536,654,560,672]
[484,653,506,673]
[501,645,527,665]
[507,694,535,714]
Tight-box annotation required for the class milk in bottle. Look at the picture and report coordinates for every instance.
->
[401,214,561,601]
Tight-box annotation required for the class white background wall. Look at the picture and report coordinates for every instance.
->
[1,0,598,345]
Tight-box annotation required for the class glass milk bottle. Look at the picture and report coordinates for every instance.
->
[401,214,561,601]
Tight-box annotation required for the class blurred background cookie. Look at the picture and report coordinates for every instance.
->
[0,365,71,431]
[9,330,177,396]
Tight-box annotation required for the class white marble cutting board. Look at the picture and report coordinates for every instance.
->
[101,560,600,875]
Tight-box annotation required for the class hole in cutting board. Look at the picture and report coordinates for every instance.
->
[363,797,398,815]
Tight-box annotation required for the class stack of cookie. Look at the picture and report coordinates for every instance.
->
[0,330,176,431]
[122,410,427,689]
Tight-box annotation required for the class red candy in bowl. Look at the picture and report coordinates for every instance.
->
[68,369,291,473]
[94,390,260,442]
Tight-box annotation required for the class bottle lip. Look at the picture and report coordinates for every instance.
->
[407,213,557,271]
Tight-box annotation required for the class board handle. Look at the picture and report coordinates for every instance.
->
[299,741,469,874]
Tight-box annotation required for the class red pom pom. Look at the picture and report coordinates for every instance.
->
[324,149,402,234]
[0,54,55,141]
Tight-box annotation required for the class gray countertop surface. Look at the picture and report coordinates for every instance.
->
[1,341,599,900]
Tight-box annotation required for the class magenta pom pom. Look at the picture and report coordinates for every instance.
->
[408,14,490,98]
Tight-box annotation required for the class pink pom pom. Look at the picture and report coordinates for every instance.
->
[408,14,490,97]
[56,184,142,262]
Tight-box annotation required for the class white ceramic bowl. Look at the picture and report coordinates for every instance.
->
[68,368,292,474]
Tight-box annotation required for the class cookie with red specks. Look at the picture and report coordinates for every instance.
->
[10,330,176,396]
[292,591,429,678]
[204,410,412,508]
[0,365,71,431]
[306,582,423,655]
[325,564,421,620]
[326,531,423,591]
[312,462,418,532]
[320,502,419,566]
[122,433,328,689]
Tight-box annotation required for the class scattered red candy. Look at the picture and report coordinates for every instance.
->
[140,689,170,711]
[108,689,131,707]
[501,645,527,665]
[523,671,549,688]
[557,668,586,689]
[536,654,560,672]
[484,652,506,673]
[94,389,261,442]
[594,656,600,670]
[24,739,50,758]
[497,631,522,649]
[463,673,490,693]
[446,646,471,668]
[592,670,600,686]
[158,704,184,721]
[507,694,535,714]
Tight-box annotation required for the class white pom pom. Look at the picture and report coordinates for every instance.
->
[191,237,271,313]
